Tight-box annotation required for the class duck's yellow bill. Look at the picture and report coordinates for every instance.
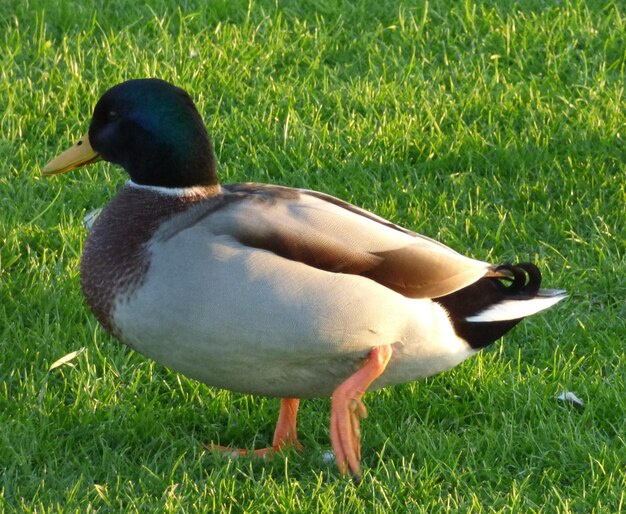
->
[42,134,102,175]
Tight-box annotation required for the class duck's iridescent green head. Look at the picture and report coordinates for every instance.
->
[43,79,218,188]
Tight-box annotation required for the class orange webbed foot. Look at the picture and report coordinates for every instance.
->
[329,345,392,481]
[207,397,302,458]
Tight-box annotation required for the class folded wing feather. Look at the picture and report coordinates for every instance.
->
[202,184,491,299]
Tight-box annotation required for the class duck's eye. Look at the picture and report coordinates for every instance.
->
[107,110,119,121]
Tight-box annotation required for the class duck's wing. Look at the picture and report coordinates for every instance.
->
[192,183,492,299]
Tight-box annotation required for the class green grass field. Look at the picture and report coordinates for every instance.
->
[1,0,624,511]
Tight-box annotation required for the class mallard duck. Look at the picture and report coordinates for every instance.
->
[43,78,566,480]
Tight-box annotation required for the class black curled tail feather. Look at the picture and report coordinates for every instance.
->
[433,262,544,349]
[493,262,541,297]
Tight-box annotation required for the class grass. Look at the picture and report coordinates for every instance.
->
[1,0,624,511]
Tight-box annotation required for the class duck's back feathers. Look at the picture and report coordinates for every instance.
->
[210,183,492,299]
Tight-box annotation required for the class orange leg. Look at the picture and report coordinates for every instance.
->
[272,397,303,451]
[330,345,392,480]
[209,397,302,457]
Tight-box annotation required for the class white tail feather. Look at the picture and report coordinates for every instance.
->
[466,290,567,322]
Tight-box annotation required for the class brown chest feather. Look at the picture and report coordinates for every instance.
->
[79,187,208,335]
